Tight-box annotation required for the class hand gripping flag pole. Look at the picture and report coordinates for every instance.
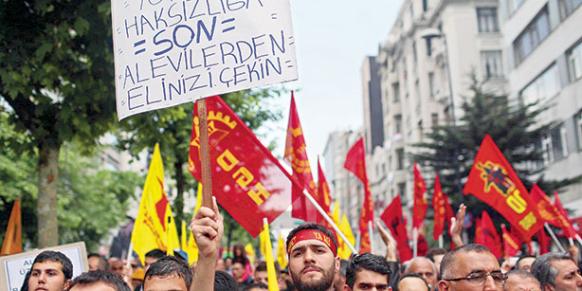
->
[301,188,357,254]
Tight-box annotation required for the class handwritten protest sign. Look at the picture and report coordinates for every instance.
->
[112,0,298,120]
[0,242,88,291]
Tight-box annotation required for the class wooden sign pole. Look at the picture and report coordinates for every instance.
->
[198,99,213,208]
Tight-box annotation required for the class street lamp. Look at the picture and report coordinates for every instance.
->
[420,28,456,126]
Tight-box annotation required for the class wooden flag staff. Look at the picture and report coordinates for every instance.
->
[198,99,213,208]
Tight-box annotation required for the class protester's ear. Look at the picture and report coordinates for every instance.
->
[335,256,340,272]
[438,280,449,291]
[64,279,71,290]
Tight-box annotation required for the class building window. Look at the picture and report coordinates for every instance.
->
[481,50,504,79]
[428,72,436,97]
[395,114,402,134]
[507,0,525,15]
[392,82,400,103]
[431,113,439,127]
[567,40,582,82]
[543,124,569,163]
[520,64,560,106]
[425,37,432,57]
[558,0,582,20]
[396,148,405,170]
[422,0,429,12]
[513,6,551,65]
[397,182,406,198]
[477,7,499,33]
[577,112,582,150]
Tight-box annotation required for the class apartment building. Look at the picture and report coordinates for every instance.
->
[500,0,582,215]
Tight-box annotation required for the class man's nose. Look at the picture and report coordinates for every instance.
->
[303,249,315,262]
[482,274,499,291]
[575,271,582,286]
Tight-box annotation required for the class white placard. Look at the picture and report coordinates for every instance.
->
[112,0,299,120]
[0,242,88,291]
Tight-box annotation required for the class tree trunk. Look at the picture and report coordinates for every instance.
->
[37,143,60,247]
[174,158,185,236]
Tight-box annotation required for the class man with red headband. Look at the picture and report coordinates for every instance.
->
[286,223,340,291]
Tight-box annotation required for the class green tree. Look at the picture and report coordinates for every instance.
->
[0,0,116,246]
[413,77,577,236]
[115,90,283,233]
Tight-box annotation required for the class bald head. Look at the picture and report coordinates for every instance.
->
[405,257,437,288]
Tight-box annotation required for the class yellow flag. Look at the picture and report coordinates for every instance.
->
[131,144,180,264]
[276,234,288,270]
[1,199,22,255]
[183,183,202,265]
[338,213,356,259]
[260,219,279,291]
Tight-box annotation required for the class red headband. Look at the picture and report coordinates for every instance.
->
[287,229,337,255]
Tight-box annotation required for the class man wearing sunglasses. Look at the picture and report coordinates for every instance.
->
[438,244,505,291]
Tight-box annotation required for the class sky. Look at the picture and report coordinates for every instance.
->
[264,0,403,164]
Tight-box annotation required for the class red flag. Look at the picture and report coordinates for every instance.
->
[189,96,300,237]
[344,138,374,253]
[553,192,577,238]
[317,158,332,216]
[479,211,502,258]
[463,135,543,240]
[284,92,319,222]
[413,163,428,228]
[501,224,521,258]
[380,196,413,261]
[432,175,454,240]
[537,228,551,254]
[530,184,562,227]
[474,217,483,245]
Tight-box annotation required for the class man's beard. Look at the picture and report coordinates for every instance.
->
[291,264,335,291]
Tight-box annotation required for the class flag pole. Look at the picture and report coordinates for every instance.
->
[576,234,582,246]
[166,216,172,255]
[412,227,418,257]
[198,98,213,208]
[368,221,374,254]
[301,189,357,254]
[545,223,566,252]
[569,237,574,247]
[125,241,133,269]
[438,235,443,248]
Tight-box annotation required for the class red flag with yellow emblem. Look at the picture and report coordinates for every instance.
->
[317,158,332,216]
[344,138,373,253]
[189,96,300,237]
[432,175,454,240]
[380,195,412,261]
[413,163,428,228]
[553,192,577,238]
[530,184,562,227]
[501,224,521,257]
[463,135,543,240]
[284,92,319,222]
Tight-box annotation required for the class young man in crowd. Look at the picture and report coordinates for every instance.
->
[67,270,131,291]
[144,249,165,271]
[405,256,438,289]
[515,255,537,272]
[86,253,108,272]
[344,253,391,291]
[531,252,582,291]
[437,244,505,291]
[333,260,349,291]
[398,273,430,291]
[286,223,340,291]
[28,250,74,291]
[143,256,192,291]
[503,270,541,291]
[232,256,253,287]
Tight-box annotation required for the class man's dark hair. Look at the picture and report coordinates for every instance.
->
[255,261,280,274]
[145,249,166,259]
[286,223,338,254]
[530,252,574,289]
[515,255,536,270]
[425,248,447,262]
[439,244,492,279]
[232,256,249,267]
[345,253,391,288]
[32,251,74,280]
[505,269,540,289]
[144,256,192,289]
[67,270,131,291]
[398,273,430,290]
[214,270,238,291]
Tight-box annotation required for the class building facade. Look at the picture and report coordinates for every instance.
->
[500,0,582,215]
[371,0,507,212]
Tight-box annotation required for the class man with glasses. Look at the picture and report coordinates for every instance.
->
[530,252,582,291]
[345,253,391,291]
[437,244,505,291]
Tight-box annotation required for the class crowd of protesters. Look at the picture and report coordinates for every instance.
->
[22,200,582,291]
